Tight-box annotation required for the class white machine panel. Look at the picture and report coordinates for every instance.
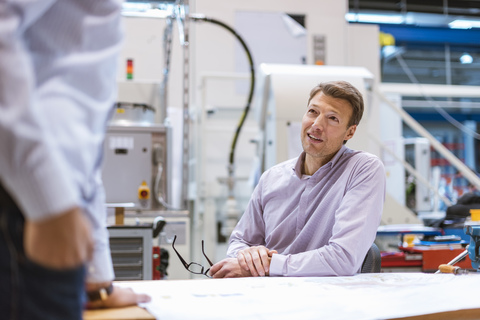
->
[404,137,432,212]
[102,124,172,210]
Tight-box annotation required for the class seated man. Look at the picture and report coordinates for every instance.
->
[210,80,386,278]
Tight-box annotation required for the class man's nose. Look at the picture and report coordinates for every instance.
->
[312,115,325,129]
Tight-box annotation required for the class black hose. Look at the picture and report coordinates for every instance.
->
[191,16,255,166]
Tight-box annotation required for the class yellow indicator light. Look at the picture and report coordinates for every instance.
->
[138,181,150,200]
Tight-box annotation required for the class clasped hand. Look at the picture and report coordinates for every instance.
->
[209,246,277,278]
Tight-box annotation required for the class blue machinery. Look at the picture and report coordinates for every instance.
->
[465,223,480,270]
[435,222,480,273]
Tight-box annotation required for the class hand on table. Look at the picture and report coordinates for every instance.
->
[85,285,151,309]
[237,246,277,277]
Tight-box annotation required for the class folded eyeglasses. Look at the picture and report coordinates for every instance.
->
[172,235,214,278]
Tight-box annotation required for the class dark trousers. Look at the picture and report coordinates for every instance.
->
[0,184,86,320]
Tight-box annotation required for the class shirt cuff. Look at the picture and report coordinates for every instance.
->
[269,254,287,276]
[86,242,115,284]
[86,220,115,283]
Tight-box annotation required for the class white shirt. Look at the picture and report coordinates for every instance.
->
[0,0,124,283]
[227,146,386,276]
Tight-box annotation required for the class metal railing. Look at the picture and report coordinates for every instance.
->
[377,83,480,198]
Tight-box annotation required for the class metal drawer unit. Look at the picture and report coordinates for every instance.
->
[108,226,152,281]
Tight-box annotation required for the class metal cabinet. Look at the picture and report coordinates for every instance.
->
[108,226,152,281]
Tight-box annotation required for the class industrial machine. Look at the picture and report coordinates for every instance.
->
[465,222,480,270]
[100,79,193,280]
[101,0,194,279]
[102,123,172,211]
[434,216,480,274]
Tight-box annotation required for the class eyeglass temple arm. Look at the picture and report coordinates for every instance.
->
[172,235,191,269]
[202,240,214,266]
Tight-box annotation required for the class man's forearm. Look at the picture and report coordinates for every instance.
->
[23,207,93,270]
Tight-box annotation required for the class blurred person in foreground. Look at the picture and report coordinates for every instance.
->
[0,1,150,319]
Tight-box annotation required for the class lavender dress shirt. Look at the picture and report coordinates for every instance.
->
[227,145,386,277]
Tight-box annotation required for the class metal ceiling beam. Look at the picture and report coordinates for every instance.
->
[349,0,480,16]
[380,24,480,45]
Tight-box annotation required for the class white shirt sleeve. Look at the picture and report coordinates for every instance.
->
[0,0,123,283]
[0,1,79,222]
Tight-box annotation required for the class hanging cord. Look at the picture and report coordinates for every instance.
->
[153,16,183,211]
[160,16,174,123]
[395,53,480,140]
[190,14,256,186]
[154,163,183,210]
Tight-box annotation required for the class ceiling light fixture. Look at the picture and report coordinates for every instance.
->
[122,1,174,18]
[345,13,404,25]
[448,19,480,29]
[460,53,473,64]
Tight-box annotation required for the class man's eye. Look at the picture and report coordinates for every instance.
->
[329,116,339,122]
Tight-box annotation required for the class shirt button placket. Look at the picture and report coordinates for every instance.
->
[296,179,311,236]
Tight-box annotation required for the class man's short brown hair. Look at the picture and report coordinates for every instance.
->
[308,80,364,127]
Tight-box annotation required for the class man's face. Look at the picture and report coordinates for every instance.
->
[301,92,357,167]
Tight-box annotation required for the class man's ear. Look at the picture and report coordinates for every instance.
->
[344,125,357,141]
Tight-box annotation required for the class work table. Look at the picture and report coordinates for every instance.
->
[85,273,480,320]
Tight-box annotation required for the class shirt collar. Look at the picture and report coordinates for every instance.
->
[293,152,306,178]
[329,145,348,167]
[292,145,348,178]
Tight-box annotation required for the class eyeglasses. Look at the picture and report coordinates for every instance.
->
[172,235,214,278]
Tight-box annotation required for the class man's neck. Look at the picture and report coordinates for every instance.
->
[303,156,329,175]
[302,148,342,175]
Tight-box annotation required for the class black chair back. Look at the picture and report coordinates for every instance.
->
[361,243,381,273]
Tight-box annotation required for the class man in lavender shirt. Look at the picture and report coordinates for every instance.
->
[210,80,386,278]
